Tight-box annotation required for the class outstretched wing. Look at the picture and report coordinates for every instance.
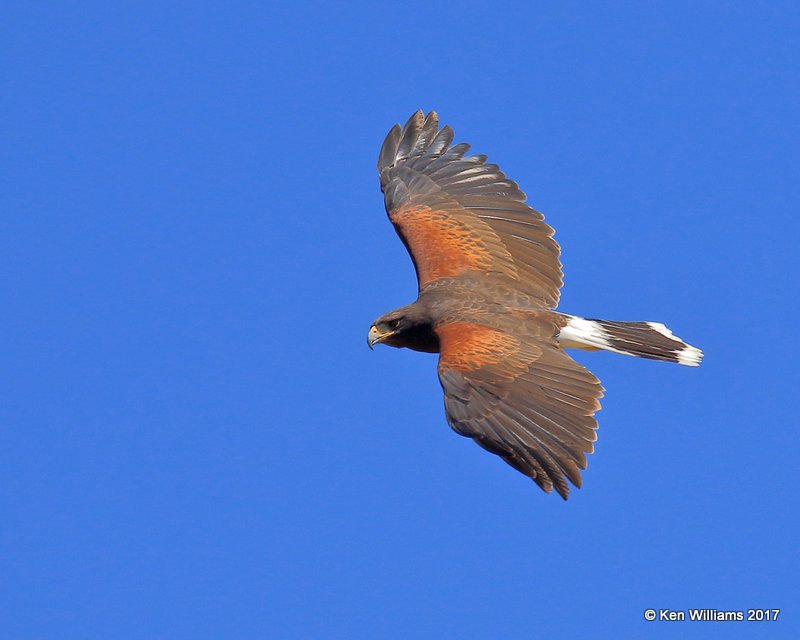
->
[378,111,562,308]
[436,320,604,499]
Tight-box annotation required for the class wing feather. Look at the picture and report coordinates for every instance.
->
[378,111,562,306]
[436,319,603,499]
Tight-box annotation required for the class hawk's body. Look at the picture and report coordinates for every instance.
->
[368,111,702,499]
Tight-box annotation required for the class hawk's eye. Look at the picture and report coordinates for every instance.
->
[390,319,401,329]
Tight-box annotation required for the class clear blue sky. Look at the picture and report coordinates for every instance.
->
[2,2,798,638]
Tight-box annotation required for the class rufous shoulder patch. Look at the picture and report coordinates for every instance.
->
[437,322,522,373]
[390,204,500,286]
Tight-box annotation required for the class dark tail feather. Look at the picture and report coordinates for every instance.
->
[558,316,703,367]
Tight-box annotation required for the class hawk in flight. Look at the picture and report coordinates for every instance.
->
[368,111,702,499]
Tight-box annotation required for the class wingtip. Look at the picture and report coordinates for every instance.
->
[377,123,402,172]
[403,109,425,131]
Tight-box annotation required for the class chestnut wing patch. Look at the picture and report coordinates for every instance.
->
[436,320,604,499]
[437,322,527,374]
[379,111,563,306]
[390,204,514,289]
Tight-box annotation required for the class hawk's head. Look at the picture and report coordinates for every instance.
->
[367,305,437,352]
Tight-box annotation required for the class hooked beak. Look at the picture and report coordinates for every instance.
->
[367,325,394,350]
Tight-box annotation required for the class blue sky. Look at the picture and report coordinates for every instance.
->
[2,2,798,638]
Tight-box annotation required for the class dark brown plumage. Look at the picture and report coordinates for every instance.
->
[368,111,702,499]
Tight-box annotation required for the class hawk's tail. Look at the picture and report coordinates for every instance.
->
[557,315,703,367]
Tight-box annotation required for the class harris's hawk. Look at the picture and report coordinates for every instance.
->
[368,111,702,499]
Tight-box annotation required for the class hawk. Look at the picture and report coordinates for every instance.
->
[368,111,702,499]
